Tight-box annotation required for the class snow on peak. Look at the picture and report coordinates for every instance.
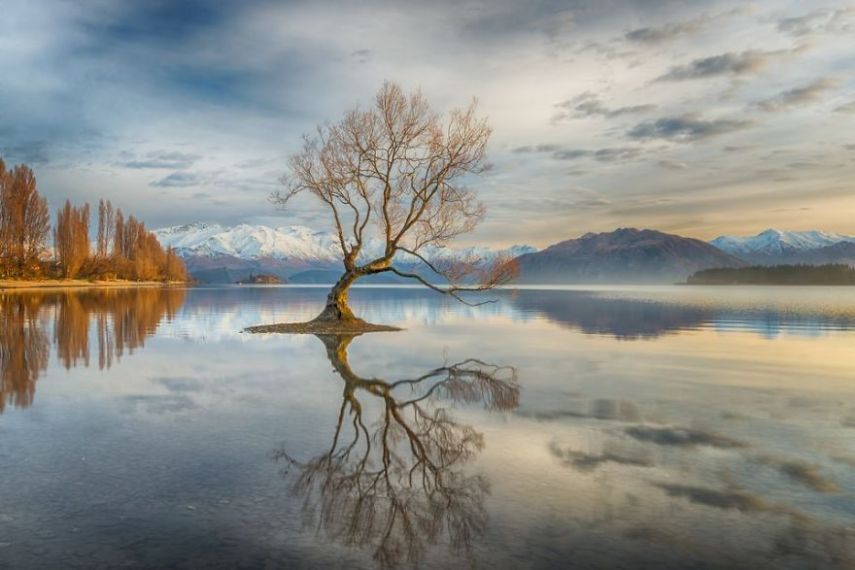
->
[711,229,855,255]
[152,223,536,264]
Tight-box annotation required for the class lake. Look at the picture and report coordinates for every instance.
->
[1,285,853,569]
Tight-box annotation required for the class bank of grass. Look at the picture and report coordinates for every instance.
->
[0,278,186,291]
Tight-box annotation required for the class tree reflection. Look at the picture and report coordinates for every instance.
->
[0,288,186,412]
[0,294,50,413]
[274,334,518,568]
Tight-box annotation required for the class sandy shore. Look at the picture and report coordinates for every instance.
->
[0,279,186,291]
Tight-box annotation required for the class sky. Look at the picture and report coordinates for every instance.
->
[1,0,854,248]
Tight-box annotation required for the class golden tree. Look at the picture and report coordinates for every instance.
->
[55,200,91,278]
[274,82,516,328]
[0,161,50,277]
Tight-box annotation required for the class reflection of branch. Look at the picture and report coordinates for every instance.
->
[274,334,518,568]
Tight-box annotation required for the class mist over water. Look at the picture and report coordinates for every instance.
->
[1,285,854,568]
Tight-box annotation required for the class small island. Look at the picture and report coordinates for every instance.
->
[687,264,855,285]
[236,273,282,285]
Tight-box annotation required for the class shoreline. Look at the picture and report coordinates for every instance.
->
[0,279,187,292]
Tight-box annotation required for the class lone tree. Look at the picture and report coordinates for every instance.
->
[271,82,516,331]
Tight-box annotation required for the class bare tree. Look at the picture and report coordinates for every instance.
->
[274,82,517,327]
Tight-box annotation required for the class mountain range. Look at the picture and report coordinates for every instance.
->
[153,223,855,284]
[153,223,535,283]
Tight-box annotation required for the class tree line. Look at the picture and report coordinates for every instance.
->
[0,158,187,281]
[687,264,855,285]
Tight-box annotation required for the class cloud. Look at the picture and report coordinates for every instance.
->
[628,114,754,142]
[656,159,689,170]
[755,77,839,111]
[151,171,208,187]
[835,99,855,114]
[0,140,50,165]
[777,7,855,37]
[624,425,746,448]
[513,144,644,163]
[623,7,750,45]
[123,150,201,169]
[656,50,789,81]
[512,144,562,153]
[553,92,657,121]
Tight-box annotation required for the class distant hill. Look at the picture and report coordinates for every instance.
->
[687,264,855,285]
[514,228,745,284]
[711,229,855,265]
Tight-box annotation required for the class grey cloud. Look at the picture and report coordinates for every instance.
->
[755,77,839,111]
[512,144,562,153]
[656,159,689,170]
[123,150,201,169]
[513,144,643,163]
[625,425,746,448]
[835,99,855,114]
[657,50,787,81]
[624,7,748,44]
[151,171,208,187]
[555,147,643,162]
[0,140,50,165]
[553,92,657,121]
[777,7,855,37]
[628,114,753,142]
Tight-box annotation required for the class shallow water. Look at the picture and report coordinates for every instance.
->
[0,285,853,569]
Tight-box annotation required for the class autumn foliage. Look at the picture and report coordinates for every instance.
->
[0,157,187,281]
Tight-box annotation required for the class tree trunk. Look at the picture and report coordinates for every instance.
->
[312,270,362,323]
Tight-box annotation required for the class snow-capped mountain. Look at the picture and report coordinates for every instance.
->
[710,229,855,264]
[153,222,536,282]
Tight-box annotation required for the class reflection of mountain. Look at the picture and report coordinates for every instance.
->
[0,288,186,413]
[512,290,711,339]
[511,289,855,339]
[275,335,518,568]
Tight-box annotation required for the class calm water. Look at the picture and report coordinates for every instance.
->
[1,285,854,569]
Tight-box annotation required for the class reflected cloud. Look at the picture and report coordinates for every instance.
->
[273,334,518,568]
[754,455,840,493]
[549,441,653,472]
[655,483,773,513]
[625,426,746,448]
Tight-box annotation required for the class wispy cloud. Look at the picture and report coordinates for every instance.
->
[122,150,201,169]
[777,6,855,37]
[553,92,656,122]
[754,77,839,111]
[656,49,794,81]
[151,171,208,187]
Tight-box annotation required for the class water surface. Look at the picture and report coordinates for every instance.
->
[1,285,853,568]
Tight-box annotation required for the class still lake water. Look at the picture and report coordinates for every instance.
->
[1,285,853,569]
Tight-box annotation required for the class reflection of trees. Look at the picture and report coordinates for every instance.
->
[54,288,186,369]
[275,335,518,568]
[0,288,186,412]
[0,294,50,413]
